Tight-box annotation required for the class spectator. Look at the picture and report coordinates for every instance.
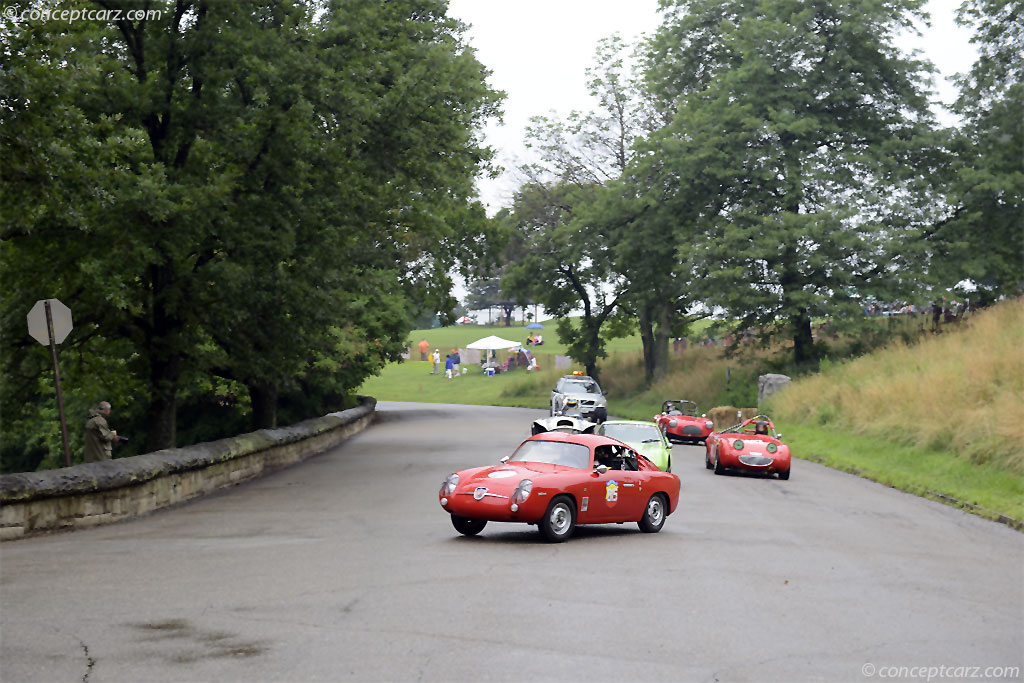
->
[417,338,430,361]
[452,349,461,377]
[84,401,119,463]
[431,348,440,375]
[445,354,453,379]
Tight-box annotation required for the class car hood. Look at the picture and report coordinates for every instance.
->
[457,462,578,490]
[567,391,605,402]
[619,439,668,461]
[664,414,705,423]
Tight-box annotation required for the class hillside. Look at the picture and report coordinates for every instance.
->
[769,299,1024,475]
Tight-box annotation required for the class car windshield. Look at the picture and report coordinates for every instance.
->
[509,440,590,469]
[602,424,662,443]
[564,380,600,394]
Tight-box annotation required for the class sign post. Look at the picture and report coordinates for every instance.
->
[27,299,73,467]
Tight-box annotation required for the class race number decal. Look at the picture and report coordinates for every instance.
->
[605,480,619,503]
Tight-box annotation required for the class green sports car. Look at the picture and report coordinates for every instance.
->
[595,420,673,472]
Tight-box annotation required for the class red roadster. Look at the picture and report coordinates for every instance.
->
[655,400,715,444]
[705,415,791,480]
[439,432,681,542]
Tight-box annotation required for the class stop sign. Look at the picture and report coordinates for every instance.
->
[27,299,73,346]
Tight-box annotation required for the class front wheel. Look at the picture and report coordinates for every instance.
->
[778,467,791,481]
[539,495,576,542]
[713,447,726,475]
[451,514,487,536]
[638,494,667,533]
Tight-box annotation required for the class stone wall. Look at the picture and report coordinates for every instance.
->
[0,397,376,541]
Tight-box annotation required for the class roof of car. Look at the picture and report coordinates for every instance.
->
[526,432,622,447]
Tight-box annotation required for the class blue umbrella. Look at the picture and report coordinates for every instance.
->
[526,323,544,329]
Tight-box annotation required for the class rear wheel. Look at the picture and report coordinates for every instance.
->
[638,494,667,533]
[539,495,576,542]
[451,515,487,536]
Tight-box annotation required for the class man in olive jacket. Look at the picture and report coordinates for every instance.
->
[84,401,118,462]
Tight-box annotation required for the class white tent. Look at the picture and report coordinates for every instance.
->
[466,335,521,350]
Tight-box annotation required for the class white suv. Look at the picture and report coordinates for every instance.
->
[550,375,608,422]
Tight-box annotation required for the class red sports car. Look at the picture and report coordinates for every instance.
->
[439,432,681,542]
[705,415,791,480]
[655,400,715,444]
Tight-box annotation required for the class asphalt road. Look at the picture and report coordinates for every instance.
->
[2,401,1021,683]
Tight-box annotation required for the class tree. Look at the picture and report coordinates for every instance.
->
[506,37,659,377]
[930,0,1023,299]
[643,0,938,364]
[0,0,501,467]
[502,183,628,377]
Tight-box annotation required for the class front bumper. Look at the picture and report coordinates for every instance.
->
[440,489,547,523]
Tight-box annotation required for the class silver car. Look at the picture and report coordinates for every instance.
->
[549,375,608,422]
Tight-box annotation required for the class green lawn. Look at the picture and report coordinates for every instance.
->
[360,356,552,410]
[404,318,717,359]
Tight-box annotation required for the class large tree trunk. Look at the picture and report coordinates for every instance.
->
[249,381,279,430]
[650,300,672,383]
[791,308,815,364]
[144,358,179,452]
[637,306,655,384]
[143,263,182,452]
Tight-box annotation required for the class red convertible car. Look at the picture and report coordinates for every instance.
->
[439,432,681,542]
[655,400,715,444]
[705,415,791,480]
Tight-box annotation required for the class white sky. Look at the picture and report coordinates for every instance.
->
[447,0,979,215]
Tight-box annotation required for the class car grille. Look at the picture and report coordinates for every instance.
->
[681,425,703,435]
[738,455,773,467]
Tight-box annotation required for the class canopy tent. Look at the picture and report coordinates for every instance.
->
[466,335,521,350]
[456,316,474,323]
[525,323,544,329]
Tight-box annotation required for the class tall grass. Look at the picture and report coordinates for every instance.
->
[769,299,1024,475]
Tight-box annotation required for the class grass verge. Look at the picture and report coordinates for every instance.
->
[778,420,1024,527]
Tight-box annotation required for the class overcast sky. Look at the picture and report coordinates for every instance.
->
[447,0,979,214]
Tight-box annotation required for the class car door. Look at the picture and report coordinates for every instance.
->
[584,445,646,522]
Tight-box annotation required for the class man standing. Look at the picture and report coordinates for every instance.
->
[452,348,461,377]
[84,401,119,462]
[431,348,441,375]
[418,338,430,361]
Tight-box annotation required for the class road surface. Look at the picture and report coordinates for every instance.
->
[1,401,1021,682]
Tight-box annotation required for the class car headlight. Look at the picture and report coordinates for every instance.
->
[767,442,778,453]
[511,479,533,505]
[733,439,744,450]
[669,420,677,428]
[440,473,459,497]
[705,421,714,430]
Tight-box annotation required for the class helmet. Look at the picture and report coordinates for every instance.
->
[559,398,582,417]
[754,421,769,435]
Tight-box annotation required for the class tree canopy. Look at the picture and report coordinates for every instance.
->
[477,0,1019,377]
[1,0,501,472]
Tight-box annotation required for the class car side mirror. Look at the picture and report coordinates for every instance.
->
[775,433,782,439]
[602,390,608,395]
[701,413,707,418]
[501,455,510,463]
[593,464,608,475]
